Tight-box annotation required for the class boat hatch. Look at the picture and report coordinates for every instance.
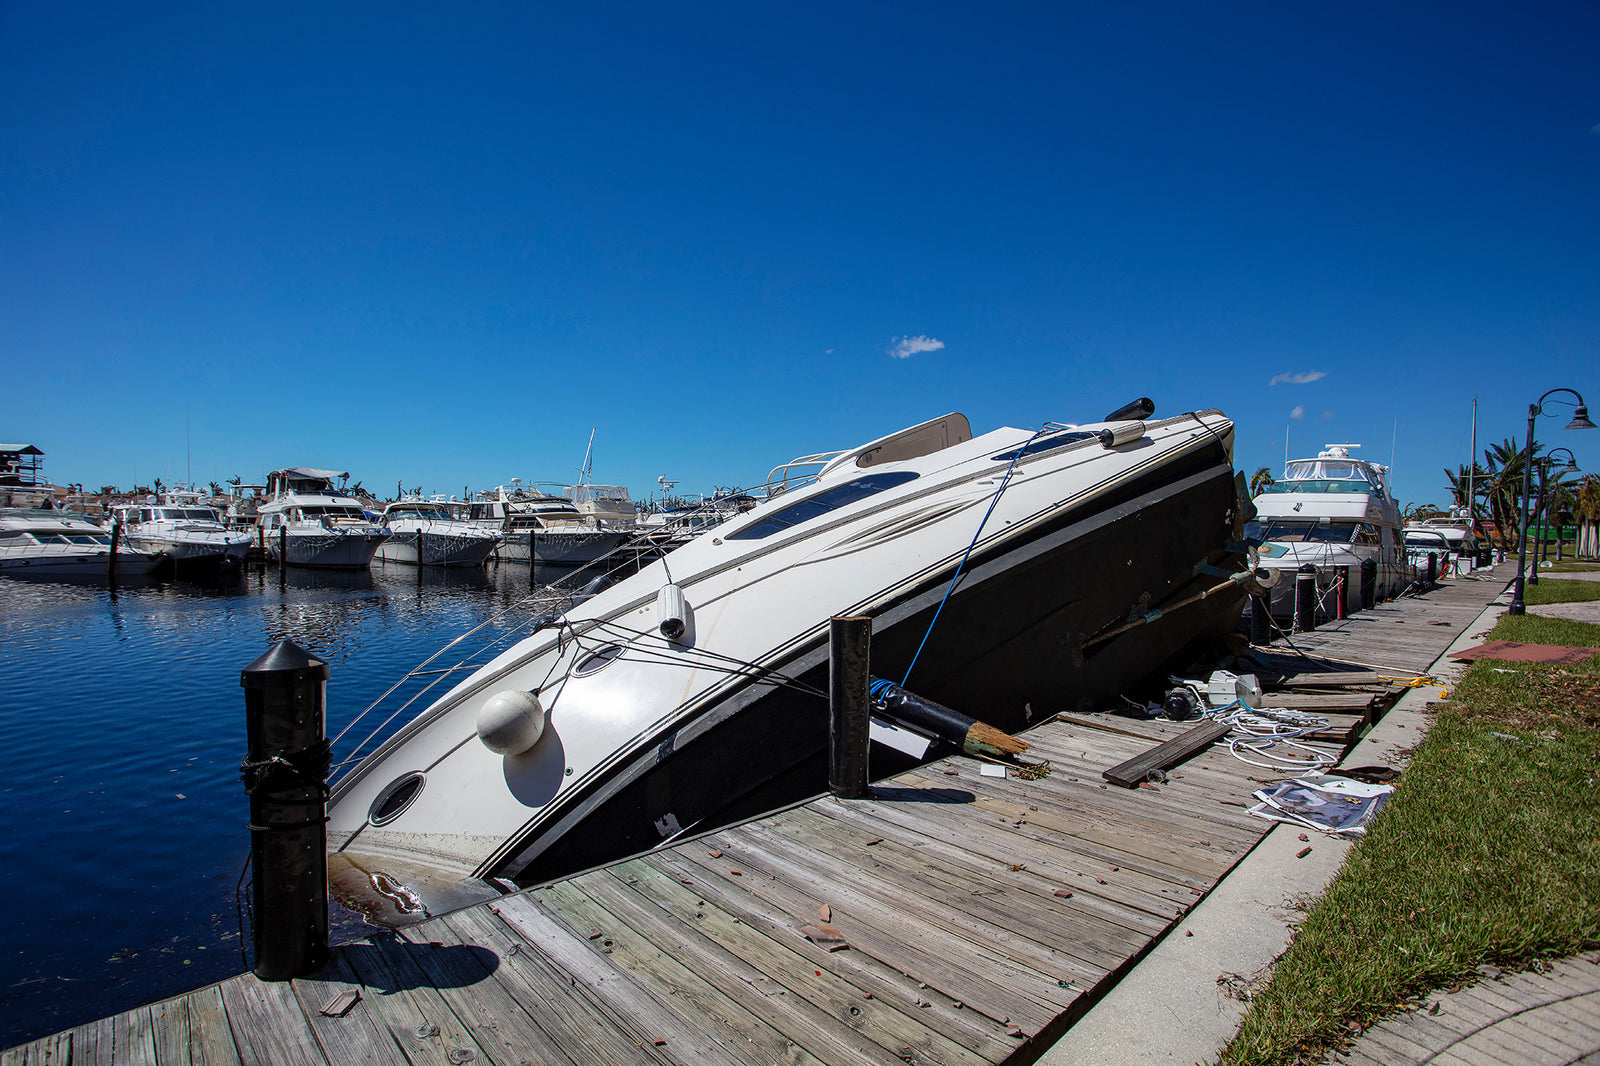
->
[728,471,920,540]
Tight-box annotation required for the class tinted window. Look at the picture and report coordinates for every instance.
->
[991,432,1095,462]
[728,472,919,540]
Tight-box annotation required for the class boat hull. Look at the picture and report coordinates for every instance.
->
[376,531,500,568]
[267,529,388,569]
[495,529,632,566]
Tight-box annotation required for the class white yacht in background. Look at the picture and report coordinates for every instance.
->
[374,497,501,568]
[112,490,253,572]
[1248,444,1408,618]
[465,483,632,567]
[327,402,1260,911]
[257,468,390,569]
[0,508,163,578]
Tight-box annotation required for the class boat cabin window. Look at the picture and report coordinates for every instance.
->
[728,472,920,540]
[1257,479,1379,495]
[387,505,449,521]
[1246,519,1375,544]
[990,431,1096,463]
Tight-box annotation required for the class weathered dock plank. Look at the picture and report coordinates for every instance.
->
[5,566,1512,1066]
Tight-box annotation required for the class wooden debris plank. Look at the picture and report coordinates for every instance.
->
[751,806,1139,974]
[1101,719,1235,788]
[1268,671,1386,688]
[660,835,1070,1025]
[338,937,495,1066]
[186,985,243,1066]
[545,869,921,1066]
[425,904,682,1066]
[488,889,817,1066]
[726,817,1103,997]
[600,861,994,1066]
[1266,692,1377,712]
[288,954,411,1066]
[647,847,1021,1059]
[218,977,326,1066]
[800,787,1190,928]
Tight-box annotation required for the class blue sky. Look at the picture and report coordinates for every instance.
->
[4,3,1597,510]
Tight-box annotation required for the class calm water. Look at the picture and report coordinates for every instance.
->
[0,561,574,1048]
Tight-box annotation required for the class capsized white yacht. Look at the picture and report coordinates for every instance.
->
[258,468,390,569]
[374,497,502,568]
[327,402,1260,913]
[1247,444,1408,618]
[0,508,164,578]
[112,490,253,572]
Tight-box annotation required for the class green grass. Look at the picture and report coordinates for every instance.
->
[1523,577,1600,606]
[1488,613,1600,647]
[1218,652,1600,1066]
[1544,561,1600,573]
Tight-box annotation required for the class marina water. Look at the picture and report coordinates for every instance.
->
[0,562,563,1047]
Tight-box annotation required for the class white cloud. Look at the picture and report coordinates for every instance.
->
[1591,122,1600,136]
[1269,370,1327,386]
[1322,411,1334,420]
[889,335,945,359]
[1289,405,1305,420]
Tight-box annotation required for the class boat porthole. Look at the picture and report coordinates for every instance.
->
[573,643,625,677]
[368,772,426,826]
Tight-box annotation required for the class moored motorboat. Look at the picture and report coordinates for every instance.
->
[465,484,632,567]
[327,403,1256,912]
[258,468,390,569]
[112,490,253,573]
[0,508,164,578]
[374,497,501,567]
[1248,444,1408,620]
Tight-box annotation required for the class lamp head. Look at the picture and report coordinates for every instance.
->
[1565,404,1597,431]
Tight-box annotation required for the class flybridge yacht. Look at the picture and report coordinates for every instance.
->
[112,490,253,572]
[1248,444,1407,618]
[328,403,1257,912]
[374,497,501,568]
[257,468,389,569]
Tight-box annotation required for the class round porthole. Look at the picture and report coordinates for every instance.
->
[368,772,426,826]
[573,643,626,677]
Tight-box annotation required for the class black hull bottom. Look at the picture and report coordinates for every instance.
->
[507,455,1247,885]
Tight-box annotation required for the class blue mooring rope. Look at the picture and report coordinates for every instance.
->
[899,429,1045,689]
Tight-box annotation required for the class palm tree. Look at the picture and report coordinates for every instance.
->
[1543,480,1576,561]
[1575,475,1600,559]
[1249,467,1275,496]
[1480,438,1543,556]
[1443,461,1489,513]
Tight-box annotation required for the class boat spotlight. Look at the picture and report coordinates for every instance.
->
[476,689,546,755]
[657,584,688,641]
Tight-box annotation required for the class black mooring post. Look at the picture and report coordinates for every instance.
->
[1248,594,1272,645]
[1425,552,1438,585]
[828,616,872,799]
[277,525,288,575]
[1294,565,1318,633]
[1360,558,1378,610]
[1340,565,1354,617]
[529,529,537,589]
[108,519,120,580]
[241,640,331,981]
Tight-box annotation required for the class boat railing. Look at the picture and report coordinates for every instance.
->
[763,450,848,498]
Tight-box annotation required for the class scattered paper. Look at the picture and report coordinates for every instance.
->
[1247,775,1392,836]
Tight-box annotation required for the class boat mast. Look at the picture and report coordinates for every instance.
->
[1467,395,1478,532]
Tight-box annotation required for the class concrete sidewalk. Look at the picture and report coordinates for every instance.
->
[1030,573,1593,1062]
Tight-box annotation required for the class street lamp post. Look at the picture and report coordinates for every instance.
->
[1510,391,1595,615]
[1529,448,1581,585]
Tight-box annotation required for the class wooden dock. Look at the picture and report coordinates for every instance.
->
[2,567,1514,1066]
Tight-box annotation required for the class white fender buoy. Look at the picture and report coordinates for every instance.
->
[657,583,688,641]
[476,690,546,755]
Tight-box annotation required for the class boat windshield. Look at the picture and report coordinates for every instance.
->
[158,508,219,521]
[1257,480,1379,494]
[388,505,451,520]
[1247,520,1375,544]
[728,472,919,540]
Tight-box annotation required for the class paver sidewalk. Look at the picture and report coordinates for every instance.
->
[1330,956,1600,1066]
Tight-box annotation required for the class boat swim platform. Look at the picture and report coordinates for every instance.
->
[2,568,1516,1066]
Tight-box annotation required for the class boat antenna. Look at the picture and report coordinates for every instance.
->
[1390,416,1398,471]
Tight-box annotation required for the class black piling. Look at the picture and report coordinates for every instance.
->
[108,519,120,580]
[1294,565,1318,633]
[277,525,288,575]
[1247,593,1272,644]
[1360,558,1378,609]
[828,616,871,799]
[1425,552,1438,585]
[529,529,537,590]
[240,640,331,981]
